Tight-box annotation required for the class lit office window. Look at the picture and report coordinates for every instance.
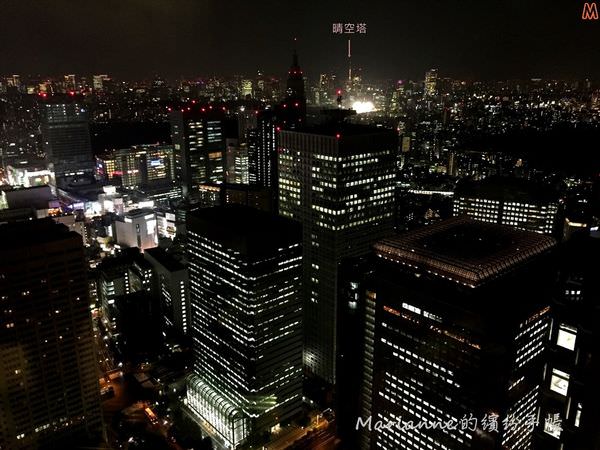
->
[575,403,582,428]
[557,323,577,351]
[550,369,570,396]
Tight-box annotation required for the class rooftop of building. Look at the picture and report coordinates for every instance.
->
[97,247,151,276]
[0,218,79,251]
[187,205,301,258]
[3,184,52,194]
[282,122,397,139]
[6,157,49,169]
[144,247,185,272]
[123,208,155,219]
[455,176,560,204]
[374,216,556,287]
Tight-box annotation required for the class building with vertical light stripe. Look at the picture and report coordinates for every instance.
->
[185,206,303,448]
[144,247,190,338]
[363,217,556,450]
[278,124,396,384]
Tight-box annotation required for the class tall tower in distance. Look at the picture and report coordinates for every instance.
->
[424,68,439,97]
[248,45,307,208]
[0,219,104,449]
[286,46,305,99]
[282,45,307,129]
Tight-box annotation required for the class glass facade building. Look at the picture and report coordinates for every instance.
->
[185,206,303,447]
[41,99,94,183]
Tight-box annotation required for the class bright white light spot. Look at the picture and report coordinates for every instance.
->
[352,101,375,114]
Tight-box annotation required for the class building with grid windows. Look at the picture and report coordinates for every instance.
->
[169,108,229,200]
[278,123,396,383]
[185,206,303,448]
[362,217,557,450]
[453,176,560,236]
[0,219,104,449]
[41,97,95,185]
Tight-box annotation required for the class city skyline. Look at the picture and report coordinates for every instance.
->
[1,0,600,81]
[1,4,600,449]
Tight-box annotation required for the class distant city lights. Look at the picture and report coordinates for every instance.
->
[352,100,375,114]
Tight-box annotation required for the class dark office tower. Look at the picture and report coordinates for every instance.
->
[281,50,307,129]
[169,108,227,200]
[362,217,556,450]
[247,51,306,193]
[41,97,94,186]
[185,206,303,448]
[278,124,397,383]
[0,219,104,449]
[336,256,376,445]
[454,176,561,236]
[95,248,159,359]
[286,50,305,99]
[534,235,600,450]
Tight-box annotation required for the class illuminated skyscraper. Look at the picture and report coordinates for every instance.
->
[240,79,253,98]
[248,110,277,188]
[225,141,249,184]
[92,74,110,92]
[278,124,396,383]
[41,96,95,185]
[424,68,438,97]
[453,176,560,236]
[0,219,104,449]
[362,217,556,450]
[169,108,227,200]
[185,206,303,448]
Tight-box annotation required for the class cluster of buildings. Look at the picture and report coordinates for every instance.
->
[1,54,600,450]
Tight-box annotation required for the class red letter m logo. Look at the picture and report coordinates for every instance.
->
[582,2,599,20]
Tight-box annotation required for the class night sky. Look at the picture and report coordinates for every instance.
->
[1,0,599,81]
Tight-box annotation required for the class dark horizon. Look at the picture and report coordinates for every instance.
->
[1,0,599,82]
